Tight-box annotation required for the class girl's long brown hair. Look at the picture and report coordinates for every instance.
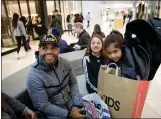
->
[84,34,105,56]
[12,13,19,29]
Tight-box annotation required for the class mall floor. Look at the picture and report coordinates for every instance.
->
[2,20,161,118]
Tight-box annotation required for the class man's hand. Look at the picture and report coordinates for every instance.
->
[70,108,88,118]
[73,45,81,50]
[71,107,80,112]
[24,109,37,119]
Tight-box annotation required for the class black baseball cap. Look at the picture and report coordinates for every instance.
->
[39,34,59,47]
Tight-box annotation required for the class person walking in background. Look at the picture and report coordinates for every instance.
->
[12,13,28,59]
[26,16,33,50]
[83,34,105,93]
[33,16,47,38]
[128,11,133,23]
[20,16,27,28]
[73,14,80,37]
[85,12,91,28]
[80,13,84,23]
[123,12,127,25]
[66,14,73,36]
[74,14,83,23]
[2,93,37,119]
[92,24,105,38]
[50,9,63,35]
[20,16,32,50]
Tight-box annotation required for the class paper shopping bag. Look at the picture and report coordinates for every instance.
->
[97,63,150,118]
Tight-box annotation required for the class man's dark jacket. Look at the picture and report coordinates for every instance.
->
[71,29,90,50]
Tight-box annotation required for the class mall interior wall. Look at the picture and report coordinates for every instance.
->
[82,1,103,27]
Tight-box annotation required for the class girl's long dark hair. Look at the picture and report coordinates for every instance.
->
[12,13,19,29]
[104,30,124,49]
[66,14,70,23]
[20,16,27,26]
[36,16,42,24]
[93,24,102,34]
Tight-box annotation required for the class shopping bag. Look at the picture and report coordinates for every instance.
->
[82,93,111,119]
[97,63,150,118]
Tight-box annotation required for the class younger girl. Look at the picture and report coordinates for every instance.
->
[104,30,124,67]
[83,34,105,94]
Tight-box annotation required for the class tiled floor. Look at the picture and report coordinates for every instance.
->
[2,20,161,117]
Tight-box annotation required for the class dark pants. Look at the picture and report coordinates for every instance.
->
[67,45,75,52]
[26,36,31,50]
[15,36,28,53]
[70,43,77,47]
[87,20,90,27]
[67,24,73,35]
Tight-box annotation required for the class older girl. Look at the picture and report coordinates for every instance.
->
[83,34,105,94]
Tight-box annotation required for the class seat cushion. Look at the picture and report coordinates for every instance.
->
[60,49,86,75]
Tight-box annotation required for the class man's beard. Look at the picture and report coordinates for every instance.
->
[41,55,58,68]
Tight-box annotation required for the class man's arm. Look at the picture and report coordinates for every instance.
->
[66,60,83,107]
[80,35,90,50]
[2,93,27,115]
[27,75,69,118]
[70,42,78,47]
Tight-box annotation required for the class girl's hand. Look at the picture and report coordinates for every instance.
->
[101,65,107,69]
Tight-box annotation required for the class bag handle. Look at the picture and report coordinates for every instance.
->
[106,63,119,76]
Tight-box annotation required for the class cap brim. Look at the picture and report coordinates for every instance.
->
[39,42,59,47]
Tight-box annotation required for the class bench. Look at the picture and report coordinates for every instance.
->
[2,49,87,116]
[60,49,86,75]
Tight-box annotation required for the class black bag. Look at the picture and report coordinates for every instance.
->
[123,18,161,80]
[147,17,161,41]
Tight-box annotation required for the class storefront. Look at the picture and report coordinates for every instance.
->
[135,0,161,19]
[46,1,82,31]
[2,0,82,49]
[2,0,37,48]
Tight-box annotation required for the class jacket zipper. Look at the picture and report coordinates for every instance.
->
[53,68,69,109]
[138,45,150,79]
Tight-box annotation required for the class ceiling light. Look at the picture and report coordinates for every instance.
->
[10,2,12,4]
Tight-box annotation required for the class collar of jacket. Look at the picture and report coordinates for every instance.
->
[79,29,86,37]
[33,51,59,71]
[90,53,102,58]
